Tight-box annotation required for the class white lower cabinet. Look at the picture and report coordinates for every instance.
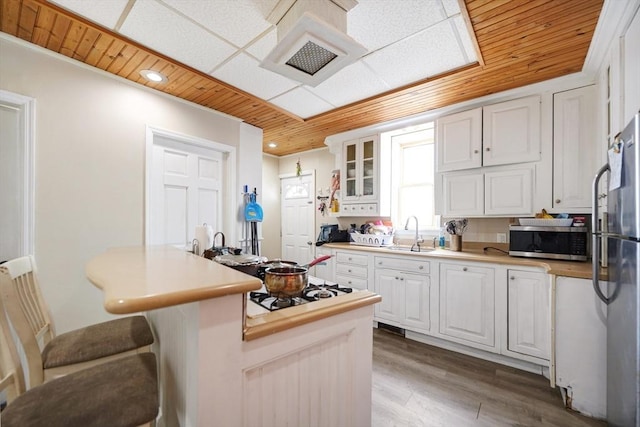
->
[334,250,370,290]
[439,263,495,349]
[333,247,554,374]
[374,256,430,333]
[507,269,550,360]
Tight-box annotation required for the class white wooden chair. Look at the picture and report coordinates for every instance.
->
[0,309,159,427]
[0,305,25,404]
[0,255,154,389]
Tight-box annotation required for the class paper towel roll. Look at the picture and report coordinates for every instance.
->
[195,226,208,256]
[205,224,214,249]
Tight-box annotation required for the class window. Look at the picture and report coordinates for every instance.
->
[381,122,438,230]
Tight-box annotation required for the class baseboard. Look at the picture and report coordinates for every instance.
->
[403,329,546,375]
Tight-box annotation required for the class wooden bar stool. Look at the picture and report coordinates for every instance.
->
[1,352,159,426]
[0,278,159,427]
[0,255,154,390]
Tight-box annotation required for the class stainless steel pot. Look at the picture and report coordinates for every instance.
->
[263,255,331,297]
[263,266,308,298]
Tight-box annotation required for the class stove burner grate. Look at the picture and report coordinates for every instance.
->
[302,283,353,302]
[249,282,353,311]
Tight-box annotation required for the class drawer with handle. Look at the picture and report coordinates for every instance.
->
[335,251,369,266]
[335,274,368,291]
[336,263,368,279]
[375,256,430,274]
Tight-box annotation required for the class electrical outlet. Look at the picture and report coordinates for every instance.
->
[497,233,507,243]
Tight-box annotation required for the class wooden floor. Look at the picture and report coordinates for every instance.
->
[371,328,607,427]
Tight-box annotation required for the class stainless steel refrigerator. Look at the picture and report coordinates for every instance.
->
[593,111,640,427]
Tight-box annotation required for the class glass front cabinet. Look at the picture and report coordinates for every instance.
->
[342,135,378,202]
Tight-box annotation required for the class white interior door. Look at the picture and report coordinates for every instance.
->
[0,91,34,262]
[149,136,223,248]
[280,173,315,264]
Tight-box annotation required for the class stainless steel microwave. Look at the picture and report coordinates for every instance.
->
[509,225,589,261]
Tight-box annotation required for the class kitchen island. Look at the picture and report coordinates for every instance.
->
[86,246,381,427]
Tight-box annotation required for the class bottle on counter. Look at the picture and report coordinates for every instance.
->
[438,227,446,249]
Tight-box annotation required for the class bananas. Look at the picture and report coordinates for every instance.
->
[534,209,554,219]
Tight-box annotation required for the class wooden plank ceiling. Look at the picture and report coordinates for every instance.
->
[0,0,603,156]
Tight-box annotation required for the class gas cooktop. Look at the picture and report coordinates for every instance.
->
[247,277,353,315]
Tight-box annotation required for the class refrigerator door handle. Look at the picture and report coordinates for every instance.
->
[592,163,610,304]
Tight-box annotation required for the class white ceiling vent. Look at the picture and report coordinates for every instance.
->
[260,0,367,87]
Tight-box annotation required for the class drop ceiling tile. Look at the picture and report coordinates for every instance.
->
[211,53,298,101]
[348,0,446,52]
[270,87,335,119]
[308,61,390,107]
[162,0,276,48]
[441,0,461,17]
[362,20,468,89]
[119,0,236,74]
[453,16,478,63]
[246,28,277,61]
[49,0,129,29]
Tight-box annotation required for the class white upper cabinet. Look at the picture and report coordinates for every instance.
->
[553,85,597,210]
[440,166,533,217]
[436,108,482,172]
[436,96,541,172]
[342,135,378,202]
[338,134,391,216]
[482,96,541,166]
[441,172,484,217]
[484,167,533,215]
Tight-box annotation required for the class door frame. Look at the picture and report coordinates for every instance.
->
[145,125,237,245]
[279,170,316,259]
[0,90,35,258]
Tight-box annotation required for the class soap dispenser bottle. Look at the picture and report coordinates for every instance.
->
[438,227,446,248]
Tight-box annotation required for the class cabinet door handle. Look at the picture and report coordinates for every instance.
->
[474,150,479,154]
[485,147,491,152]
[419,265,423,270]
[463,267,468,272]
[555,199,561,204]
[400,277,404,281]
[395,277,399,280]
[510,276,515,280]
[378,261,383,265]
[348,269,352,273]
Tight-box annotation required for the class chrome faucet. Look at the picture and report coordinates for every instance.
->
[404,216,424,252]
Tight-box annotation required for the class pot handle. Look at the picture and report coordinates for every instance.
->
[305,255,332,268]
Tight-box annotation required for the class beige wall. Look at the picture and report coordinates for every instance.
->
[261,155,280,259]
[0,36,260,333]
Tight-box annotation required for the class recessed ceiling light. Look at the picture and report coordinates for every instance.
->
[139,69,168,83]
[268,142,278,148]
